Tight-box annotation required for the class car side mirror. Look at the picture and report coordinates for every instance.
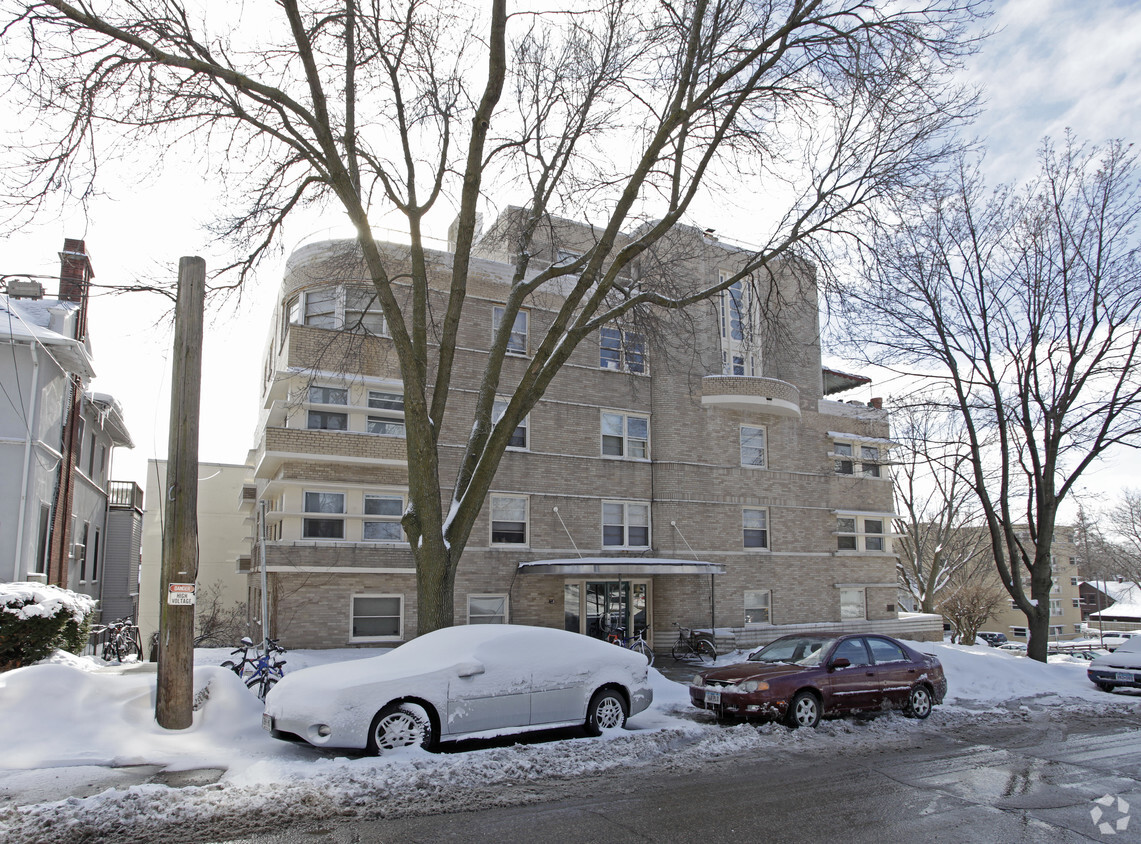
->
[829,657,851,671]
[456,661,485,678]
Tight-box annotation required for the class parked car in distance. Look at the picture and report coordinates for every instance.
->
[262,624,653,754]
[1088,637,1141,691]
[977,631,1008,647]
[689,633,947,728]
[998,642,1027,653]
[1098,632,1138,652]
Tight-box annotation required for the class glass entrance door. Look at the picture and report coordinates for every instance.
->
[565,580,650,641]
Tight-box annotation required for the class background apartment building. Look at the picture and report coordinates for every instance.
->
[245,213,941,650]
[984,526,1083,642]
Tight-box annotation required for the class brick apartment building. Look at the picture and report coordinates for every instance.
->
[243,212,941,650]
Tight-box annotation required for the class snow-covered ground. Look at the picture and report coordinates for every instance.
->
[1,640,1137,843]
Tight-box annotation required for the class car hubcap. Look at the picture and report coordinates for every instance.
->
[375,712,423,751]
[912,690,930,716]
[795,698,817,726]
[595,697,624,729]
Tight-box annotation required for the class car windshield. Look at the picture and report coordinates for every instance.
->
[748,637,836,667]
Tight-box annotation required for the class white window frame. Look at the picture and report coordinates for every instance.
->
[344,284,386,335]
[601,500,651,549]
[288,285,387,335]
[367,389,406,437]
[719,274,759,376]
[350,594,404,642]
[601,411,649,460]
[490,494,529,546]
[493,306,529,355]
[467,594,509,624]
[1010,626,1028,638]
[743,507,769,550]
[740,425,766,468]
[744,589,771,625]
[363,493,405,543]
[303,491,346,540]
[840,587,866,621]
[599,326,647,374]
[493,399,529,451]
[835,514,889,553]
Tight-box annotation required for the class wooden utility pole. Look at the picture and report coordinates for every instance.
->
[156,256,205,730]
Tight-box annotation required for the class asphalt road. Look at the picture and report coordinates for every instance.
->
[218,708,1141,844]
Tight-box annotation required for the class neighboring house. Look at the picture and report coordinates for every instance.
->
[1082,580,1141,630]
[982,526,1084,641]
[244,212,941,650]
[0,240,136,620]
[138,460,254,653]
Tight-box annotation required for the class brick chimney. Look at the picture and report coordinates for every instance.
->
[58,238,93,340]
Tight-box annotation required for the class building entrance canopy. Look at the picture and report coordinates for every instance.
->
[517,558,725,576]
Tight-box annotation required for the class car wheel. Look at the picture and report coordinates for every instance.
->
[786,691,820,728]
[1096,682,1116,693]
[904,684,933,719]
[367,703,435,755]
[585,688,628,735]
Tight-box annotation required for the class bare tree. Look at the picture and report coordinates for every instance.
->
[937,562,1008,645]
[845,137,1141,661]
[893,403,991,613]
[192,580,249,647]
[3,0,982,633]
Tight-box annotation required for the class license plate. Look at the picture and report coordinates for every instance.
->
[1116,672,1134,683]
[704,690,721,705]
[262,713,273,731]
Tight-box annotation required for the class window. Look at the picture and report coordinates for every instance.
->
[490,495,528,545]
[468,595,508,624]
[836,515,888,552]
[860,446,881,478]
[90,528,100,582]
[303,491,345,539]
[600,327,646,374]
[34,503,50,575]
[833,636,872,664]
[601,412,648,459]
[1073,598,1080,608]
[833,442,854,474]
[493,306,528,354]
[304,287,338,328]
[867,636,908,663]
[76,521,89,581]
[1071,576,1079,586]
[351,595,402,640]
[363,494,404,542]
[839,588,866,620]
[743,508,769,549]
[744,590,770,624]
[493,399,529,450]
[367,390,406,437]
[720,277,758,376]
[1049,599,1062,617]
[602,501,650,549]
[344,285,385,334]
[308,409,348,430]
[309,385,348,405]
[1049,624,1065,636]
[740,425,766,468]
[1010,626,1028,638]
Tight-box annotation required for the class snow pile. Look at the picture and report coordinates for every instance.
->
[0,583,95,622]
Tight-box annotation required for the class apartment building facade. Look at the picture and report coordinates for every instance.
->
[245,214,939,650]
[984,526,1084,642]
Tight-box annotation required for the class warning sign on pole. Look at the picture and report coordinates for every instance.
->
[167,583,196,606]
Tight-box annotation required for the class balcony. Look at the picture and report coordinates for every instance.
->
[701,375,801,418]
[252,426,408,478]
[107,480,144,511]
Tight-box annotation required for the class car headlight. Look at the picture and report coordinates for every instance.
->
[739,680,769,693]
[692,674,704,687]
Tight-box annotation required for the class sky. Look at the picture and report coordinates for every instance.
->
[1,635,1138,839]
[1,0,1140,516]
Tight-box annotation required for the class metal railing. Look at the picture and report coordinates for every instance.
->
[107,480,143,510]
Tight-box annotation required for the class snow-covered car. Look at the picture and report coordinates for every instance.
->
[262,624,653,753]
[1097,632,1138,652]
[1088,637,1141,691]
[689,633,947,727]
[977,631,1008,647]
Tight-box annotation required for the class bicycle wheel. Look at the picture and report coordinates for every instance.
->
[696,638,717,664]
[632,640,655,666]
[671,640,689,661]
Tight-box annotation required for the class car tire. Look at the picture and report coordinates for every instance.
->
[904,684,933,719]
[1096,682,1116,693]
[786,691,821,728]
[367,703,436,755]
[585,688,628,735]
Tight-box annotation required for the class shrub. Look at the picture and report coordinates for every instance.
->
[0,583,97,671]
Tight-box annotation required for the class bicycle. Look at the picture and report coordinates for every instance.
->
[222,637,287,700]
[96,618,142,663]
[670,622,717,664]
[605,626,655,666]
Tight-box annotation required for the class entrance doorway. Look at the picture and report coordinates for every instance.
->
[564,580,651,643]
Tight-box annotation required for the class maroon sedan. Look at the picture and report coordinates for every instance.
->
[690,633,947,727]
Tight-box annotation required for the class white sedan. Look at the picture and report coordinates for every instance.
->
[262,624,653,753]
[1088,637,1141,691]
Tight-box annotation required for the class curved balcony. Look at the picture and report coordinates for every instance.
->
[701,375,801,418]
